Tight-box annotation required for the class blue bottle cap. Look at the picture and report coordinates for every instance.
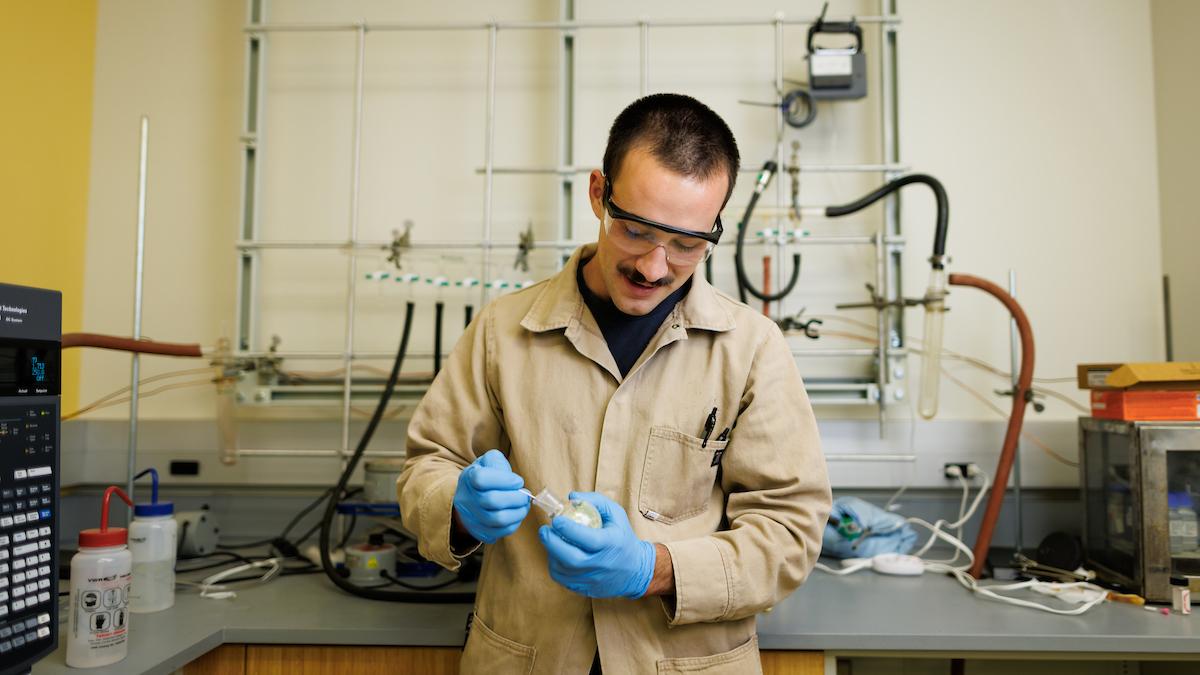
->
[133,467,175,517]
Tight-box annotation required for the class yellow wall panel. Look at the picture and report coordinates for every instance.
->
[0,1,97,411]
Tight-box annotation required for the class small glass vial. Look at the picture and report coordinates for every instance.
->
[1171,576,1191,615]
[523,488,602,529]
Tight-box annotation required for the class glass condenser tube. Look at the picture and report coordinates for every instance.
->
[918,268,947,420]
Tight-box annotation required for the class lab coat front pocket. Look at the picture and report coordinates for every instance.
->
[461,612,536,675]
[656,635,762,674]
[638,426,727,524]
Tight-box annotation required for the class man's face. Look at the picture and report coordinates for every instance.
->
[582,147,727,316]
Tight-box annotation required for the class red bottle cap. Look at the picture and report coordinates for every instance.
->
[79,486,135,548]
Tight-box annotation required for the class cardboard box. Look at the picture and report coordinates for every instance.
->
[1077,362,1200,391]
[1091,390,1200,421]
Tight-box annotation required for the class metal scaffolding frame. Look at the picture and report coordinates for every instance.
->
[234,1,906,459]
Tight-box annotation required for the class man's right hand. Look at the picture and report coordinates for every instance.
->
[452,449,531,544]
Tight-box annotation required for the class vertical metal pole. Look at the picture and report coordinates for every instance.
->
[1008,269,1024,553]
[558,1,575,269]
[127,116,150,498]
[237,0,267,354]
[340,24,367,463]
[878,1,899,435]
[773,17,785,318]
[639,21,648,96]
[481,24,498,305]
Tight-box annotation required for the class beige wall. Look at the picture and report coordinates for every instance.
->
[1151,0,1200,361]
[78,0,1166,442]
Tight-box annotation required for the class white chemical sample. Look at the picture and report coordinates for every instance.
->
[521,488,602,529]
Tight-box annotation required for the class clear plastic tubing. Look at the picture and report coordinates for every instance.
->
[918,267,947,420]
[520,488,602,529]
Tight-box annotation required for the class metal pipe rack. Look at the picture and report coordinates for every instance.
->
[234,1,908,460]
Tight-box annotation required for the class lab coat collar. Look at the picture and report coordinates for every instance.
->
[519,244,736,335]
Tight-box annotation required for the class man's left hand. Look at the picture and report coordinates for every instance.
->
[537,492,656,599]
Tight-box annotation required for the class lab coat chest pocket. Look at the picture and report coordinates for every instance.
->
[638,426,727,524]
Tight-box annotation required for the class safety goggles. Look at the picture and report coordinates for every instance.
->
[603,180,723,265]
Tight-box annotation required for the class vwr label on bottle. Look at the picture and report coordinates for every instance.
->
[73,573,132,650]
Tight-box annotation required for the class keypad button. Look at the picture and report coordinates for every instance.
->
[25,583,36,594]
[0,605,7,617]
[12,587,24,598]
[25,512,37,522]
[0,504,11,514]
[13,573,24,583]
[40,497,50,506]
[37,613,49,625]
[0,577,7,588]
[36,591,49,603]
[40,484,50,493]
[0,564,7,574]
[23,617,36,630]
[0,551,8,561]
[12,599,24,611]
[12,515,25,525]
[12,634,25,648]
[13,501,25,511]
[37,527,49,537]
[37,553,49,563]
[12,470,26,480]
[0,536,7,545]
[0,516,13,528]
[0,626,10,638]
[37,541,49,550]
[24,556,36,567]
[37,579,49,590]
[0,490,10,499]
[13,488,25,498]
[0,640,13,652]
[26,486,38,496]
[36,626,49,639]
[12,532,24,544]
[12,559,23,570]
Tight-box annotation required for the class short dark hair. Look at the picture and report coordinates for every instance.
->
[602,93,740,205]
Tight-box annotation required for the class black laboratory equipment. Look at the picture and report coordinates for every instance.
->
[0,282,61,674]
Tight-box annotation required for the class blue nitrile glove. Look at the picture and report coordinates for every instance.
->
[537,492,656,599]
[821,495,918,559]
[452,449,531,544]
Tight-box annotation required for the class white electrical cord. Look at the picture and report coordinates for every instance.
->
[816,469,1108,615]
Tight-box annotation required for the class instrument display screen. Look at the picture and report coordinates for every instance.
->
[0,338,60,396]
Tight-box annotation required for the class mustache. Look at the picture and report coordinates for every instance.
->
[617,264,673,288]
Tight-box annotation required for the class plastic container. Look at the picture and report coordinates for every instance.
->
[1168,492,1199,554]
[345,533,397,584]
[363,459,405,503]
[128,468,177,613]
[67,486,134,669]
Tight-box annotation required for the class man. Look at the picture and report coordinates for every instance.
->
[399,93,830,674]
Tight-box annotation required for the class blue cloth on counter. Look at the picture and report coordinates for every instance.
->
[822,496,918,559]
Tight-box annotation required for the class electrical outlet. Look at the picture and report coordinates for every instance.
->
[943,462,979,479]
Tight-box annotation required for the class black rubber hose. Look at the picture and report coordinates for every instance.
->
[825,173,949,268]
[734,161,802,303]
[433,301,444,376]
[318,301,474,603]
[464,304,474,329]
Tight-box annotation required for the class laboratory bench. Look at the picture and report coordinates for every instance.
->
[31,570,1200,675]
